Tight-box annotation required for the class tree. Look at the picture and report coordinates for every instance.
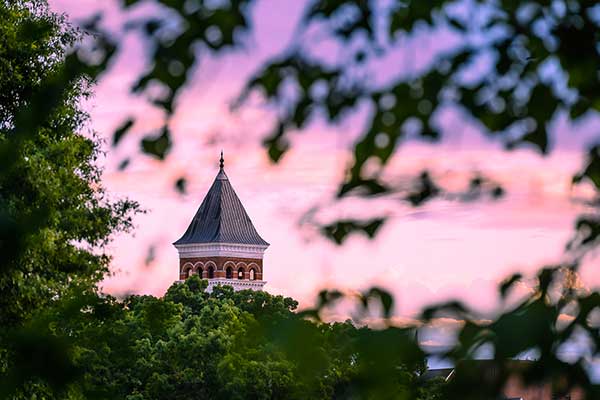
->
[106,1,600,397]
[0,1,137,396]
[18,276,429,399]
[0,0,138,327]
[1,0,599,398]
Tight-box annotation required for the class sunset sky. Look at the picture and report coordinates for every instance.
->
[47,0,600,327]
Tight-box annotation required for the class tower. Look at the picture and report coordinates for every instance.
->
[173,152,269,291]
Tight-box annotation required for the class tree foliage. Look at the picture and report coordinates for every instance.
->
[4,277,441,399]
[109,0,600,398]
[0,0,138,327]
[1,0,600,399]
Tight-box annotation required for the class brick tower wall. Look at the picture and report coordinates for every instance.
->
[179,256,263,281]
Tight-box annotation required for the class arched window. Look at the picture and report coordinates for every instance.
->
[208,265,215,279]
[237,267,245,280]
[249,268,256,280]
[197,267,203,278]
[186,268,192,278]
[226,267,233,279]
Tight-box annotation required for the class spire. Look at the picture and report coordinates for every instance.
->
[216,150,227,180]
[173,156,269,246]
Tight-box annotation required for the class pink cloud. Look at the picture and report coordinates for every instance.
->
[48,0,599,319]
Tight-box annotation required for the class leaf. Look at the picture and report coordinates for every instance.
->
[518,84,558,154]
[537,267,557,296]
[491,299,555,357]
[321,218,386,245]
[363,287,394,318]
[5,327,80,394]
[499,273,522,299]
[306,0,375,41]
[316,289,344,310]
[175,177,186,194]
[337,177,389,198]
[118,158,130,171]
[352,326,424,398]
[389,2,441,37]
[241,58,288,100]
[456,320,488,356]
[421,300,469,321]
[112,117,134,147]
[491,186,504,198]
[446,16,466,31]
[143,19,162,36]
[573,145,600,190]
[568,216,600,252]
[406,171,440,206]
[121,0,140,7]
[263,122,289,163]
[141,126,172,160]
[144,245,155,266]
[296,308,320,321]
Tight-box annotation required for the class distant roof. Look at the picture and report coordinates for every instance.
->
[419,368,454,381]
[422,360,536,382]
[174,159,268,247]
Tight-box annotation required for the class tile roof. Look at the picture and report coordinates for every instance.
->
[174,165,269,246]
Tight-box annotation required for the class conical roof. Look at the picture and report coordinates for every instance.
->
[174,164,269,246]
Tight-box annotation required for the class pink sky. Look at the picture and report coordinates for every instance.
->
[48,0,600,321]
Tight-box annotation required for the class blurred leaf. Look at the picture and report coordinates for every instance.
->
[537,267,557,296]
[491,186,504,198]
[491,299,556,358]
[499,273,522,299]
[121,0,140,7]
[316,289,344,309]
[421,300,469,321]
[321,218,386,245]
[568,216,600,253]
[307,0,375,41]
[1,327,79,396]
[118,158,130,170]
[112,117,134,147]
[338,177,389,198]
[263,122,289,163]
[389,2,441,36]
[363,287,394,318]
[517,84,557,154]
[141,126,171,160]
[144,245,155,266]
[573,145,600,190]
[175,177,186,194]
[406,171,440,206]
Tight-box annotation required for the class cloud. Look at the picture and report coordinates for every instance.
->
[50,0,600,320]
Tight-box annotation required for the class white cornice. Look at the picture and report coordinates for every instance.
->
[174,279,266,292]
[205,279,266,292]
[174,242,268,260]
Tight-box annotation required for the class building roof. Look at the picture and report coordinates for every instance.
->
[419,368,454,381]
[174,157,269,247]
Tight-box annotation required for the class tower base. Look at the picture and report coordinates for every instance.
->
[206,279,266,292]
[175,278,267,292]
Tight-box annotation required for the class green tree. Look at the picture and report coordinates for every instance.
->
[23,277,427,399]
[108,1,600,398]
[0,2,137,396]
[1,0,599,399]
[0,0,137,327]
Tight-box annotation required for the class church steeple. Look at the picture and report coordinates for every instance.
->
[174,153,268,291]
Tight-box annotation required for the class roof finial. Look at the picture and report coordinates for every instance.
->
[219,150,224,170]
